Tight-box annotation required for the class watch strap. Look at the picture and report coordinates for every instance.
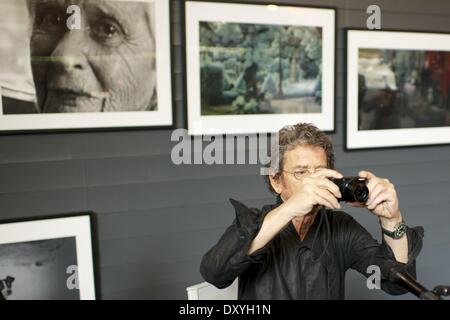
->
[381,221,408,239]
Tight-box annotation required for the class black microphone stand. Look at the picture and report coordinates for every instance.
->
[396,270,449,300]
[430,285,450,300]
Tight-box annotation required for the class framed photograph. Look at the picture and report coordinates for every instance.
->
[185,1,335,135]
[346,29,450,149]
[0,213,96,300]
[0,0,172,133]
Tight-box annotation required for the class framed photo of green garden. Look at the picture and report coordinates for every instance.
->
[184,1,336,135]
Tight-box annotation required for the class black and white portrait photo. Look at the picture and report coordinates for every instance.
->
[0,0,172,132]
[27,0,158,114]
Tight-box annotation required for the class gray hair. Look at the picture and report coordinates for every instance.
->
[265,123,335,194]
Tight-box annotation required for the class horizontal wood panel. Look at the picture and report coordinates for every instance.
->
[2,143,448,194]
[99,255,203,294]
[101,278,198,300]
[0,160,85,193]
[0,188,87,219]
[98,228,223,268]
[96,202,236,241]
[96,199,450,242]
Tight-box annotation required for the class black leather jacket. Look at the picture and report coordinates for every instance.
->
[200,198,424,300]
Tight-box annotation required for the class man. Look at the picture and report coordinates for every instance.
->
[24,0,157,113]
[200,123,423,299]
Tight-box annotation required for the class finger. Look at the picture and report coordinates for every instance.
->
[359,171,376,191]
[311,168,343,180]
[315,178,342,199]
[312,188,336,209]
[315,195,338,210]
[366,183,385,207]
[315,188,341,209]
[365,176,381,192]
[367,193,390,211]
[359,170,376,179]
[312,188,334,209]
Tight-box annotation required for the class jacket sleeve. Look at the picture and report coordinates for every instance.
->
[200,198,272,289]
[343,215,424,295]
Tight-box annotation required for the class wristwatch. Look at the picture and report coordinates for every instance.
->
[381,221,408,239]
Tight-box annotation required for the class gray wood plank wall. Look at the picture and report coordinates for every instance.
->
[0,0,449,299]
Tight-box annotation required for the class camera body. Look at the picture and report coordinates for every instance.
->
[330,177,369,203]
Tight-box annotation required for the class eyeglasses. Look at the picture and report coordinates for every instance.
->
[280,167,326,180]
[280,169,310,180]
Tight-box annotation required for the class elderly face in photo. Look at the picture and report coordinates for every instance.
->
[27,0,157,113]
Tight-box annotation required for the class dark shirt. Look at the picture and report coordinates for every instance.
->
[200,198,424,300]
[2,96,38,114]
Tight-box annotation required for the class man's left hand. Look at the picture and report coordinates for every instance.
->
[347,170,402,227]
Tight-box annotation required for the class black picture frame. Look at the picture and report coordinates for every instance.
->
[0,211,99,300]
[0,0,174,135]
[183,0,337,135]
[345,28,450,150]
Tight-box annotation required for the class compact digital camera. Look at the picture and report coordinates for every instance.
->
[330,177,369,203]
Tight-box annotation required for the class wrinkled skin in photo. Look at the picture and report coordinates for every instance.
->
[27,0,157,113]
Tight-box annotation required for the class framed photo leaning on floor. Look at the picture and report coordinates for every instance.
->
[0,213,96,300]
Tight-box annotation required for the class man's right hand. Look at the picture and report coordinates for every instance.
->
[248,168,343,255]
[281,168,343,219]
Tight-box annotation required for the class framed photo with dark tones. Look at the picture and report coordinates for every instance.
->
[185,1,335,135]
[0,0,172,133]
[346,30,450,149]
[0,214,96,300]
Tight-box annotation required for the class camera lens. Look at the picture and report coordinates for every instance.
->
[330,177,368,203]
[354,187,369,202]
[347,178,369,203]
